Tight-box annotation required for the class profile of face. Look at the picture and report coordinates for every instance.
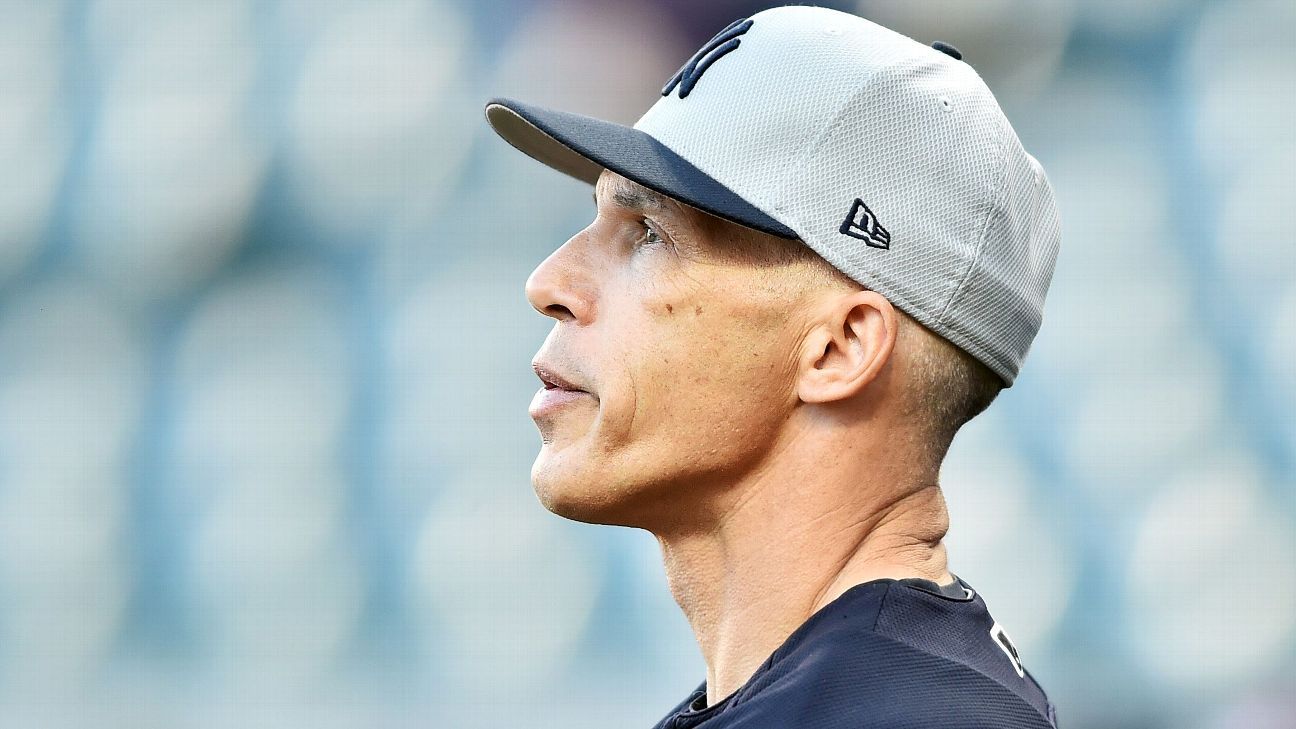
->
[524,171,895,530]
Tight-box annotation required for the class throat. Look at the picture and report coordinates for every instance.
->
[655,482,951,707]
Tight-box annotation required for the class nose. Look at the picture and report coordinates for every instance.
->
[524,232,595,324]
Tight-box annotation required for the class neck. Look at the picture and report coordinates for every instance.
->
[652,427,951,707]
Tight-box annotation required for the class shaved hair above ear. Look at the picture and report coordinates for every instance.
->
[693,210,821,267]
[693,213,861,292]
[895,313,1004,469]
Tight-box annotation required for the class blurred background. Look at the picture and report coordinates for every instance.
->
[0,0,1291,727]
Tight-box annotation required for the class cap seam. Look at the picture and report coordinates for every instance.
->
[934,107,1012,329]
[771,50,903,226]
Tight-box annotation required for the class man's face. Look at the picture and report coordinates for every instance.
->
[524,171,819,528]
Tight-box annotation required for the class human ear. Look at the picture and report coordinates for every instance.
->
[795,290,897,404]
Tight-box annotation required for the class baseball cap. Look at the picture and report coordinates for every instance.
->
[485,5,1060,385]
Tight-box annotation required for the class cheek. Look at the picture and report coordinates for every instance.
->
[596,285,799,471]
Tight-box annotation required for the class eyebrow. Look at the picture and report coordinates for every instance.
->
[593,180,668,214]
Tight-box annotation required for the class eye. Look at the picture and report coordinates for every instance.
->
[640,219,665,246]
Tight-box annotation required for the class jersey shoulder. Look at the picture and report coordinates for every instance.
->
[735,580,1057,728]
[767,626,1057,729]
[652,579,1058,729]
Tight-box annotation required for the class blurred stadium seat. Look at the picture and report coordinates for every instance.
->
[0,0,1290,727]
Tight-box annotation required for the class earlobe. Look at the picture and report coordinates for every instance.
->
[796,291,897,404]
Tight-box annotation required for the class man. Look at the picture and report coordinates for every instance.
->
[485,6,1060,728]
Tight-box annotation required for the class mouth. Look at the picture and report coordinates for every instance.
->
[529,362,594,420]
[532,362,588,394]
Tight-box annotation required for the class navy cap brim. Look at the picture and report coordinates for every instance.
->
[484,97,797,239]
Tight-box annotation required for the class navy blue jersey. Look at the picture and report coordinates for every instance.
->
[651,577,1058,728]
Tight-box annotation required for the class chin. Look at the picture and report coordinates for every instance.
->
[530,448,653,528]
[532,455,614,525]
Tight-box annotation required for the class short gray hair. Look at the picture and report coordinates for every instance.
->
[896,313,1003,467]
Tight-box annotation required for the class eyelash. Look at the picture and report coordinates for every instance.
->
[639,219,665,246]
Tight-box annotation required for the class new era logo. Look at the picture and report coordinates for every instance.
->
[839,199,891,249]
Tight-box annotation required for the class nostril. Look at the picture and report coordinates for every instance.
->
[544,303,576,320]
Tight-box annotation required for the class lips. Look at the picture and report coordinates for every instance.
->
[532,362,587,393]
[529,362,594,420]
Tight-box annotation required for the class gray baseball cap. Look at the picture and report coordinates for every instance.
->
[485,5,1061,385]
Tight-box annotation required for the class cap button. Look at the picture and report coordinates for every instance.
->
[931,41,962,61]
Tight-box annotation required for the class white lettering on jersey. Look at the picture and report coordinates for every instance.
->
[991,621,1026,678]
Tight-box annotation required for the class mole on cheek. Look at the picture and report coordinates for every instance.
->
[665,303,674,314]
[694,305,703,315]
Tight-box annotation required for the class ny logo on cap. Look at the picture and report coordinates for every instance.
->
[662,18,754,99]
[840,198,892,249]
